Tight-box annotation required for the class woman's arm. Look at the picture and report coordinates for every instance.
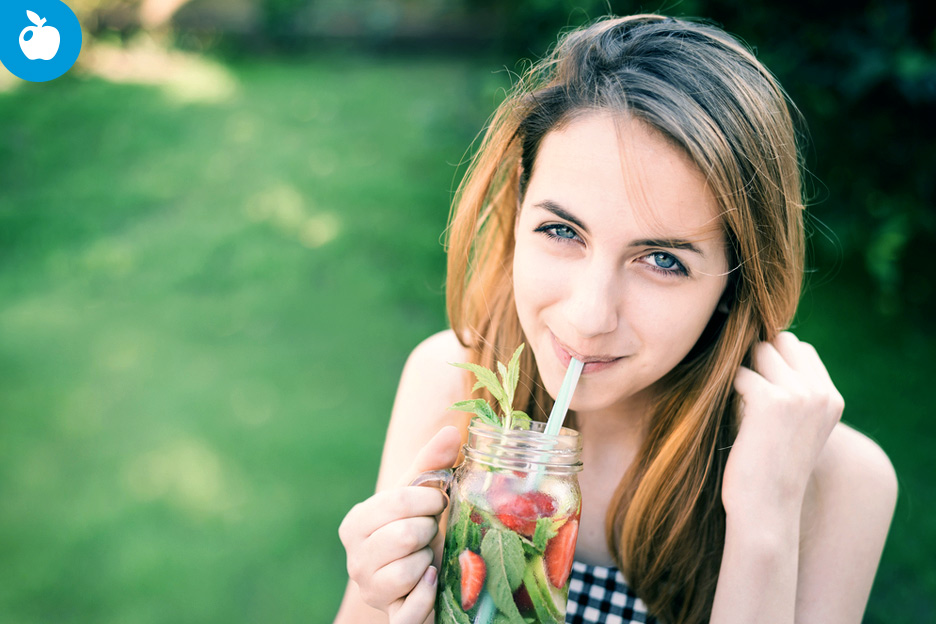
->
[711,333,897,624]
[712,423,897,624]
[334,330,470,624]
[792,424,897,622]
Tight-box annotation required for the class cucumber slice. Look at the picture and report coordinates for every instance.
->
[521,557,564,624]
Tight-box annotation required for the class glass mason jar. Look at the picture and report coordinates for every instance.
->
[413,418,583,624]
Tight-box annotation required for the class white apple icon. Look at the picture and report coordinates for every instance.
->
[19,10,61,61]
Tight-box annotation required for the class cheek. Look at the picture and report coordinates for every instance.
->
[512,238,566,314]
[629,281,722,356]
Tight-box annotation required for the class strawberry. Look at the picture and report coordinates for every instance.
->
[458,549,486,611]
[496,494,538,535]
[527,491,558,516]
[495,491,558,536]
[545,519,578,588]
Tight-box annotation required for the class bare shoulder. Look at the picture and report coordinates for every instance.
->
[812,422,898,507]
[396,329,471,424]
[402,329,471,388]
[796,422,898,621]
[373,330,472,491]
[803,421,898,534]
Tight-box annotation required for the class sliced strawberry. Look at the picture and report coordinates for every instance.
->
[527,491,558,516]
[545,519,578,588]
[496,494,538,535]
[495,491,558,536]
[458,549,486,611]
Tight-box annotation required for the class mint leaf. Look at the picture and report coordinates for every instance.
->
[506,344,524,408]
[467,521,482,553]
[450,502,472,555]
[502,344,524,429]
[497,361,509,398]
[449,500,483,556]
[449,399,499,428]
[481,529,525,590]
[511,410,532,429]
[450,362,508,407]
[449,344,526,430]
[438,585,471,624]
[497,360,513,429]
[519,534,541,558]
[481,529,526,624]
[532,517,559,553]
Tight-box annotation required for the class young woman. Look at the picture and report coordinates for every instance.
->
[335,14,897,624]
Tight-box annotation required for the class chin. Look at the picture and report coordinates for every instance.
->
[567,381,631,413]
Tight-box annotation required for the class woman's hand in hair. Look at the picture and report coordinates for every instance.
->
[338,426,461,624]
[724,331,845,519]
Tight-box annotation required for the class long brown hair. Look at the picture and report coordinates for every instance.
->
[445,15,805,623]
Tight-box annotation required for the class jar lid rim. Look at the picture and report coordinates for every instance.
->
[467,417,581,441]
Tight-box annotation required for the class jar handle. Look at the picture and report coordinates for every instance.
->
[409,469,454,506]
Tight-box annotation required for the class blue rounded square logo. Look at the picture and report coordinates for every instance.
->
[0,0,82,82]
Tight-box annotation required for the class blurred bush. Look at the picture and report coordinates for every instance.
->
[64,0,936,322]
[469,0,936,320]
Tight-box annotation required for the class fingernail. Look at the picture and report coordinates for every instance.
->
[423,565,438,586]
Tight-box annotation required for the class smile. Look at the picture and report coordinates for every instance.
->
[551,333,624,374]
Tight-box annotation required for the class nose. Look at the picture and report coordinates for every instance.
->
[562,261,619,338]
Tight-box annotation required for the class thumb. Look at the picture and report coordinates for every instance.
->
[399,425,462,486]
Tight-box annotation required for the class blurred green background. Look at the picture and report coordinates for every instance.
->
[0,1,933,622]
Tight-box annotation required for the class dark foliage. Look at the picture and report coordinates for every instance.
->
[465,0,936,319]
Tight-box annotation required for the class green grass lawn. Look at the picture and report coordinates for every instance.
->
[0,50,932,623]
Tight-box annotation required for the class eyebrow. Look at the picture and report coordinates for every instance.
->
[532,199,706,257]
[533,200,589,234]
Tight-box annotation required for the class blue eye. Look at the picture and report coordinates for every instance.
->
[645,252,688,276]
[535,224,580,242]
[652,252,676,269]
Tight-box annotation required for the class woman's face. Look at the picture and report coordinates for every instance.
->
[513,113,730,414]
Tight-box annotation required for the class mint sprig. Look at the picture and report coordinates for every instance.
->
[449,344,531,430]
[480,529,526,624]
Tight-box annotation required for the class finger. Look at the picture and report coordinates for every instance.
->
[369,547,435,607]
[773,332,835,388]
[365,516,440,571]
[751,340,802,389]
[399,425,463,487]
[733,364,768,399]
[344,487,448,542]
[389,566,438,624]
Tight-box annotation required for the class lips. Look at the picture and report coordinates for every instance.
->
[550,333,624,373]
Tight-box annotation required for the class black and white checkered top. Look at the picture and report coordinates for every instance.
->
[566,561,657,624]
